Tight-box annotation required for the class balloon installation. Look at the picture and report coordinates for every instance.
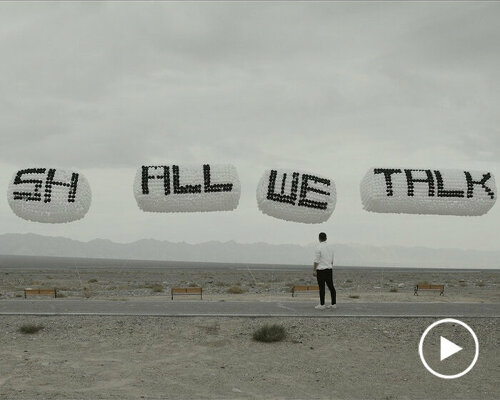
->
[256,168,337,223]
[133,164,241,213]
[360,167,496,216]
[7,168,92,223]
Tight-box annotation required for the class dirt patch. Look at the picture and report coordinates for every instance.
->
[0,316,497,399]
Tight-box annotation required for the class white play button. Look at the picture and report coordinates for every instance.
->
[440,336,463,361]
[419,319,479,379]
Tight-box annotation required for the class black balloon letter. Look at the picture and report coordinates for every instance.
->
[44,169,79,203]
[404,169,435,197]
[141,166,170,196]
[464,171,495,199]
[266,170,299,205]
[13,168,46,202]
[298,174,330,210]
[203,164,233,193]
[374,168,402,196]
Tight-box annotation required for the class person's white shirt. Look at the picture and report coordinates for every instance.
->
[314,241,334,270]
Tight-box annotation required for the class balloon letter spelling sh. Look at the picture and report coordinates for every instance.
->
[8,168,92,223]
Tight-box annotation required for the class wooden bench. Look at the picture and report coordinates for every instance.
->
[292,285,319,297]
[24,288,57,298]
[171,287,202,300]
[414,284,444,296]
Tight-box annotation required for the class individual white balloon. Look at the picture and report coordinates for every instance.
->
[256,169,336,223]
[134,164,241,213]
[360,167,496,216]
[7,168,92,223]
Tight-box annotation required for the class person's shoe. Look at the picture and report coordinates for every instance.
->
[314,304,326,310]
[326,304,337,309]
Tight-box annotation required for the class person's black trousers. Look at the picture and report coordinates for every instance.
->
[316,268,336,305]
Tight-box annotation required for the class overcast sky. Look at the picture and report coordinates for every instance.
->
[0,2,499,251]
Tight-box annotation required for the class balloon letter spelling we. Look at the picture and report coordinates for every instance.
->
[256,169,336,223]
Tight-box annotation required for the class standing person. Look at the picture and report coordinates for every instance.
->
[313,232,336,310]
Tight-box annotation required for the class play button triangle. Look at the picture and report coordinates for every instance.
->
[440,336,463,361]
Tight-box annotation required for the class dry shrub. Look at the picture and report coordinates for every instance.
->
[19,324,44,334]
[253,324,287,343]
[227,286,245,294]
[150,284,164,292]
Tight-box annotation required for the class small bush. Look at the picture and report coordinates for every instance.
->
[15,294,23,298]
[253,324,287,343]
[19,324,44,334]
[227,286,245,294]
[345,279,353,283]
[349,294,360,299]
[142,283,163,292]
[389,287,398,293]
[150,284,164,293]
[477,281,485,287]
[88,278,98,283]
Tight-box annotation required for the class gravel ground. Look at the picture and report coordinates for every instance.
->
[1,268,498,303]
[0,315,498,399]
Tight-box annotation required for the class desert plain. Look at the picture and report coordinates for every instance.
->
[0,259,499,399]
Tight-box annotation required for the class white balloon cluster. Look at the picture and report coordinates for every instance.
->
[7,168,92,223]
[360,167,497,216]
[5,165,496,224]
[256,169,336,224]
[133,164,241,213]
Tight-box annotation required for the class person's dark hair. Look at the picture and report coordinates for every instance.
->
[319,232,327,242]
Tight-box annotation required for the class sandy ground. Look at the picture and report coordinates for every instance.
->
[0,315,498,400]
[1,267,498,399]
[1,267,499,303]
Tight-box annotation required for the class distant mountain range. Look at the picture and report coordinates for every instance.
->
[0,233,498,269]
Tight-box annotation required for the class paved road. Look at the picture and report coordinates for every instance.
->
[0,300,498,317]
